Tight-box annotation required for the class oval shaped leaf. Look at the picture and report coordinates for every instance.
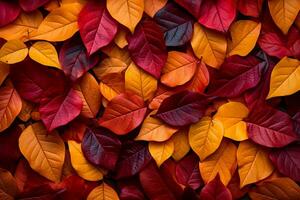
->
[0,2,20,27]
[200,175,232,200]
[87,183,119,200]
[0,40,28,64]
[171,129,190,161]
[149,140,174,167]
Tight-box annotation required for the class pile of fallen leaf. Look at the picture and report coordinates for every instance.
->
[0,0,300,199]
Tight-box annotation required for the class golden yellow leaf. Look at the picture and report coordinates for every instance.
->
[149,139,174,167]
[0,87,22,132]
[0,40,28,64]
[199,139,237,186]
[268,0,300,34]
[101,44,132,65]
[191,23,227,68]
[30,3,83,41]
[267,57,300,99]
[114,29,128,48]
[76,73,101,118]
[68,141,103,181]
[93,58,128,80]
[87,183,119,200]
[19,123,65,182]
[99,82,118,101]
[189,116,224,161]
[125,62,157,101]
[107,0,144,33]
[99,74,125,101]
[228,20,261,57]
[171,129,190,161]
[0,168,19,200]
[213,102,249,141]
[0,63,9,86]
[249,177,300,200]
[29,41,60,68]
[161,51,197,87]
[144,0,167,17]
[136,110,178,142]
[0,11,43,41]
[237,141,274,188]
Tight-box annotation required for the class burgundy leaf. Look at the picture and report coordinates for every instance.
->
[18,0,50,12]
[237,0,264,17]
[115,141,151,179]
[154,90,209,127]
[0,1,20,27]
[199,175,232,200]
[246,105,299,148]
[175,154,202,190]
[39,88,83,131]
[127,18,167,78]
[207,55,267,98]
[154,3,193,47]
[198,0,236,32]
[81,127,121,170]
[174,0,202,19]
[59,37,99,81]
[78,1,118,55]
[269,145,300,182]
[181,187,199,200]
[119,179,145,200]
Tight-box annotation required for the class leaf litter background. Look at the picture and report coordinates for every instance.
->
[0,0,300,199]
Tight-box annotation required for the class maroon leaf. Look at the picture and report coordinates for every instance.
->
[154,3,193,47]
[199,175,232,200]
[115,141,151,179]
[246,105,299,148]
[10,60,67,103]
[174,0,202,19]
[78,1,118,55]
[198,0,236,32]
[0,1,20,27]
[237,0,264,17]
[127,18,167,78]
[269,145,300,182]
[18,0,50,12]
[207,55,267,98]
[59,37,99,81]
[39,88,83,131]
[154,90,209,127]
[175,154,202,190]
[119,179,145,200]
[81,127,121,170]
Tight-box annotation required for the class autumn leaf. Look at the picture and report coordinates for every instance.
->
[0,2,21,27]
[93,57,128,80]
[0,62,9,86]
[171,129,190,161]
[87,183,119,200]
[0,168,19,199]
[0,40,28,64]
[200,175,232,200]
[144,0,167,17]
[149,139,174,167]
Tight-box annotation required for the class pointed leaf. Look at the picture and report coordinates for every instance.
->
[144,0,167,17]
[149,140,174,167]
[171,129,190,161]
[87,183,119,200]
[93,57,128,80]
[200,175,232,200]
[0,40,28,64]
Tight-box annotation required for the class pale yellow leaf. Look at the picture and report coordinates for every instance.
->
[149,139,174,167]
[0,40,28,64]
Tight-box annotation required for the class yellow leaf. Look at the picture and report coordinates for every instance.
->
[101,43,132,65]
[161,51,197,87]
[268,0,300,34]
[0,40,28,64]
[29,41,60,68]
[99,74,125,101]
[68,141,103,181]
[18,123,65,182]
[0,168,19,199]
[199,139,237,186]
[144,0,167,17]
[237,141,274,188]
[267,57,300,99]
[136,110,178,142]
[106,0,144,33]
[125,62,157,101]
[213,102,249,141]
[171,129,190,161]
[228,20,261,57]
[87,183,119,200]
[114,29,128,48]
[0,62,9,86]
[249,177,300,200]
[99,82,119,101]
[93,57,128,80]
[0,10,43,41]
[31,3,83,41]
[189,116,224,161]
[76,73,101,118]
[191,23,227,68]
[149,139,174,167]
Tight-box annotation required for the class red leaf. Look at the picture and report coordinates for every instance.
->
[119,179,146,200]
[237,0,264,17]
[154,90,209,127]
[246,105,298,148]
[154,3,193,47]
[115,141,151,179]
[0,1,20,27]
[19,0,50,12]
[98,93,147,135]
[127,18,167,78]
[269,145,300,182]
[174,0,202,19]
[78,1,118,55]
[198,0,236,32]
[81,127,121,170]
[62,119,87,142]
[199,175,232,200]
[39,88,83,131]
[59,37,99,81]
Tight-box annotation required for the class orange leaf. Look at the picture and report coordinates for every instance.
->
[0,62,9,86]
[171,129,190,161]
[0,168,19,199]
[144,0,167,17]
[149,139,174,167]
